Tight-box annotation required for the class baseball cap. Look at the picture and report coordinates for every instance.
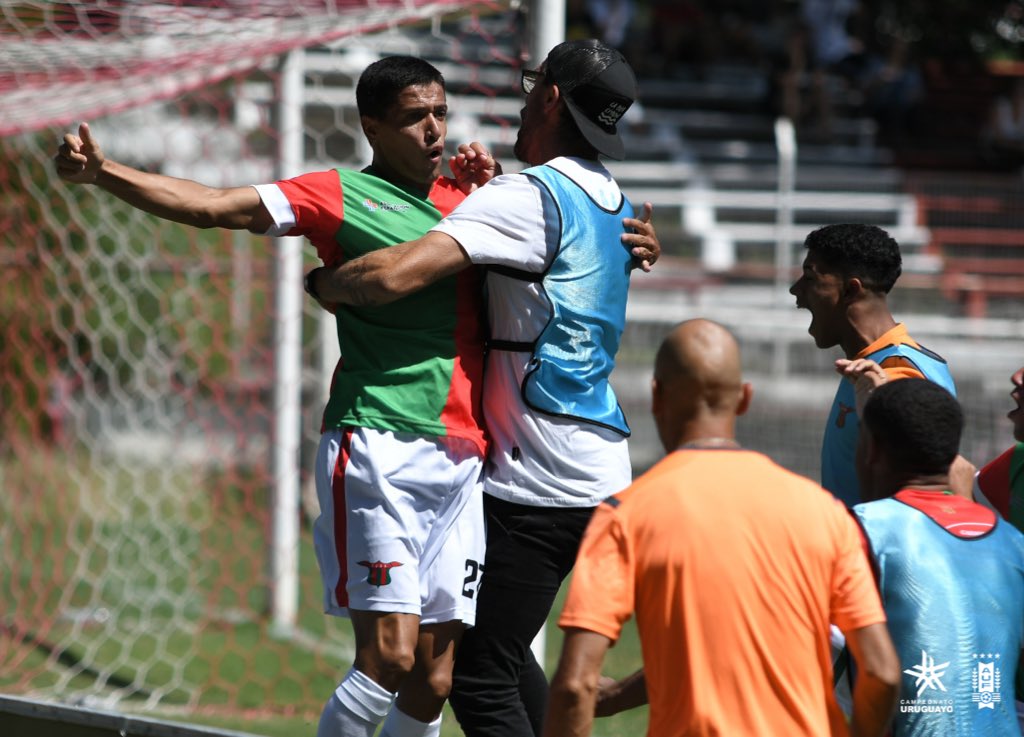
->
[543,39,637,160]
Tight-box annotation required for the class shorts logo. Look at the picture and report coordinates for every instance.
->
[971,653,1002,709]
[362,198,379,212]
[358,560,403,587]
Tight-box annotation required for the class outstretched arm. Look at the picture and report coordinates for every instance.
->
[307,231,471,307]
[54,122,273,233]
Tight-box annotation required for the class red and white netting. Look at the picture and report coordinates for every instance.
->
[1,1,516,135]
[0,0,521,726]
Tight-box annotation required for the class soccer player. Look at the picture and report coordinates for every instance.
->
[851,375,1024,736]
[789,223,956,506]
[55,56,501,737]
[305,39,660,737]
[974,365,1024,526]
[543,319,900,737]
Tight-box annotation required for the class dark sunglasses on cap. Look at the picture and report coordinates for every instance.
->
[521,69,542,95]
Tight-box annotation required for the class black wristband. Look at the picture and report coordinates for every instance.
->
[304,268,321,301]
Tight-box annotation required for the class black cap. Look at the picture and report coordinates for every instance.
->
[543,39,637,160]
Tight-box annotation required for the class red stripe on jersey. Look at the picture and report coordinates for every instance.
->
[977,446,1015,519]
[430,177,488,455]
[895,488,996,538]
[428,175,470,217]
[331,430,353,607]
[440,265,487,455]
[275,170,345,265]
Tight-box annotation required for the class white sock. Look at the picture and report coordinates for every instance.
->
[317,667,394,737]
[379,706,442,737]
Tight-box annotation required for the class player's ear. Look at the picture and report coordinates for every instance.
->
[544,82,562,113]
[650,377,662,416]
[736,382,753,416]
[361,115,378,146]
[843,276,867,301]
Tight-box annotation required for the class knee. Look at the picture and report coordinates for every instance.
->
[421,663,454,703]
[357,645,415,692]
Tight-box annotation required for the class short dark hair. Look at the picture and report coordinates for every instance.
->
[356,56,445,119]
[862,379,962,476]
[804,224,902,293]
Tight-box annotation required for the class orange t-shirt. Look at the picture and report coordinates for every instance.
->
[559,448,886,737]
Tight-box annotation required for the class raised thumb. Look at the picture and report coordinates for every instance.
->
[79,122,97,151]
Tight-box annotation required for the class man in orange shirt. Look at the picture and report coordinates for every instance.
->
[542,319,900,737]
[789,224,956,506]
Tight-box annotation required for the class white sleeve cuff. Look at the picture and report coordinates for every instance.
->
[252,183,295,236]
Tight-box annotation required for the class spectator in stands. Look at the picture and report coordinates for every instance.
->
[857,31,925,146]
[771,0,878,138]
[769,11,816,125]
[789,223,956,506]
[543,318,900,737]
[848,373,1024,737]
[982,77,1024,168]
[802,0,866,81]
[572,0,636,51]
[646,0,721,77]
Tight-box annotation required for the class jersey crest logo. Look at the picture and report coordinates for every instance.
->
[361,198,411,213]
[971,653,1002,709]
[835,402,856,429]
[357,560,403,587]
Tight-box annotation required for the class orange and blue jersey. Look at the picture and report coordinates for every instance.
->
[823,324,955,506]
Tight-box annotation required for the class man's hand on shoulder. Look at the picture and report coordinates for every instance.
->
[835,358,888,417]
[449,142,501,194]
[623,202,659,272]
[948,454,977,500]
[54,122,105,184]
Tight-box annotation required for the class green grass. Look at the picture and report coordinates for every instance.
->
[174,576,649,737]
[1,445,649,737]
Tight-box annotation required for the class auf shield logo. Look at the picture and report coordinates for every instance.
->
[362,198,379,212]
[971,653,1002,710]
[904,650,950,696]
[358,560,402,587]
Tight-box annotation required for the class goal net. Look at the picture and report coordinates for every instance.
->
[0,0,521,725]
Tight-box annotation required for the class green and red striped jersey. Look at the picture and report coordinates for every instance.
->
[275,167,486,454]
[977,442,1024,532]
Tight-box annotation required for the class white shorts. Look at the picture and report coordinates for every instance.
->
[312,427,485,625]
